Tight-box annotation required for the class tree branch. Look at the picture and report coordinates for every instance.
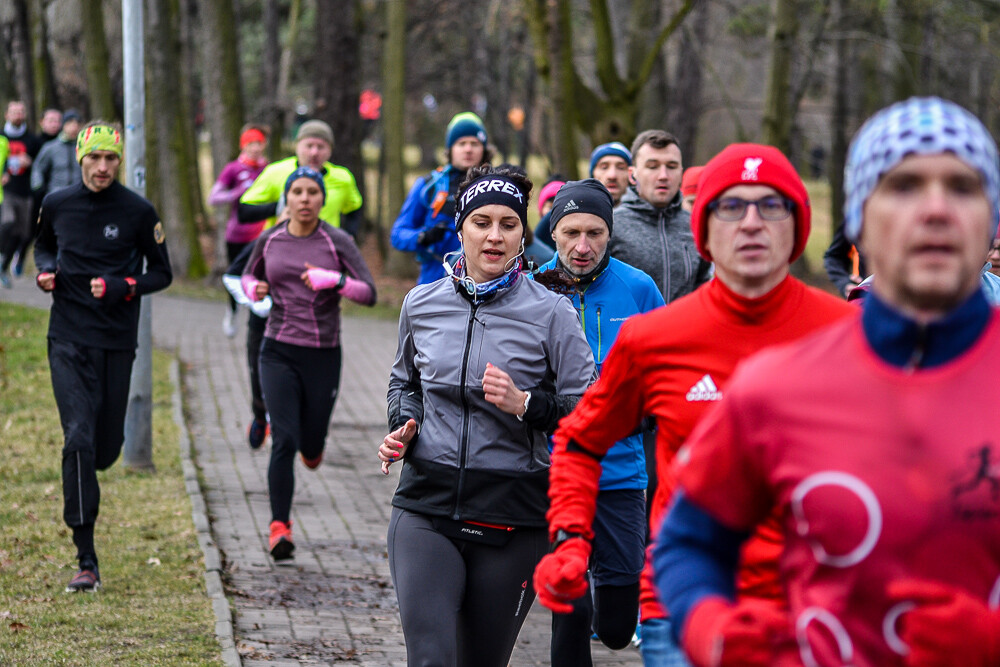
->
[589,0,624,94]
[628,0,699,97]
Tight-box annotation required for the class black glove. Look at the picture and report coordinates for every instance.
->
[417,222,450,247]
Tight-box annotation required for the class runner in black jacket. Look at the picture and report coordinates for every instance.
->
[34,121,172,593]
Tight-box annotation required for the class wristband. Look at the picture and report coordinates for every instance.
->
[551,529,586,551]
[516,390,531,422]
[124,277,137,301]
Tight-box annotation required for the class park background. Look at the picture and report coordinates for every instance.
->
[2,1,1000,663]
[2,0,999,296]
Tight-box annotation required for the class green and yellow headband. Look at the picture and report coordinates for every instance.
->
[76,124,123,164]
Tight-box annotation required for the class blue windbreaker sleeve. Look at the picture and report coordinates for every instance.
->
[390,177,430,253]
[653,491,750,642]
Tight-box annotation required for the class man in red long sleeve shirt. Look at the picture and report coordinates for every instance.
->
[534,143,853,665]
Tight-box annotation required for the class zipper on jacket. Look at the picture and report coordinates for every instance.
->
[453,302,480,519]
[596,305,603,364]
[905,323,927,372]
[659,210,670,301]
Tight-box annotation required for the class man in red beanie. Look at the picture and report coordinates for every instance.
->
[534,143,853,665]
[680,165,703,213]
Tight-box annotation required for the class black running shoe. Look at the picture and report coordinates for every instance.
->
[248,419,269,450]
[65,566,101,593]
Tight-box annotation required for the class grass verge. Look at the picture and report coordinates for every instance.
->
[0,303,222,666]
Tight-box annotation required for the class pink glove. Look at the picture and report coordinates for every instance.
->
[888,579,1000,667]
[532,538,591,614]
[241,275,261,302]
[303,266,342,291]
[682,596,789,667]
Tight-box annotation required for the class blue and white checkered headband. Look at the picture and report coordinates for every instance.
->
[844,97,1000,243]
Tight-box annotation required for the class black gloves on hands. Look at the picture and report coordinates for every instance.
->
[417,222,451,247]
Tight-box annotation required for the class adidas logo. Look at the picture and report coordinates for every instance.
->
[563,199,579,212]
[685,374,723,401]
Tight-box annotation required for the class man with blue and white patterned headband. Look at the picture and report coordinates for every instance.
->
[652,97,1000,666]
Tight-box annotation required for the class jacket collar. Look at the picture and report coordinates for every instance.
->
[619,186,682,222]
[862,288,991,369]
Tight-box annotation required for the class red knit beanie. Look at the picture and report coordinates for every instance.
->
[681,166,703,197]
[691,143,810,262]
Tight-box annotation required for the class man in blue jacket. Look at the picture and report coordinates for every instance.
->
[390,112,491,284]
[536,179,664,666]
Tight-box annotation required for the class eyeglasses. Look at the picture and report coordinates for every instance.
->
[707,196,795,222]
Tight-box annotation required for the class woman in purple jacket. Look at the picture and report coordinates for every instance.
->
[209,125,269,337]
[242,166,377,561]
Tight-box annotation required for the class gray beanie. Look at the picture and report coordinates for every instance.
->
[296,120,334,147]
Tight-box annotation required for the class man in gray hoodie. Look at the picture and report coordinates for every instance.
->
[610,129,712,304]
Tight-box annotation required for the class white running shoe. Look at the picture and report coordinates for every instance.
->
[223,309,237,338]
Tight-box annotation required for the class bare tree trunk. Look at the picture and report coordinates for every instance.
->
[29,0,58,114]
[315,0,366,234]
[196,0,244,172]
[80,0,116,120]
[0,31,14,104]
[146,0,209,278]
[762,0,797,152]
[262,0,283,158]
[195,0,245,271]
[9,0,35,122]
[276,0,301,109]
[669,1,708,161]
[383,0,413,276]
[830,0,850,230]
[548,0,579,179]
[889,0,927,99]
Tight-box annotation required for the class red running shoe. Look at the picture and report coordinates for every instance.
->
[65,566,101,593]
[301,452,323,469]
[269,520,295,561]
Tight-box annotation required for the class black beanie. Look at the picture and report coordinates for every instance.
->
[549,179,614,236]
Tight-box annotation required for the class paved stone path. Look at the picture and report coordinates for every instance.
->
[2,276,642,666]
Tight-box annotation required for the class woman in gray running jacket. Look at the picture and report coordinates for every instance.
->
[379,164,595,667]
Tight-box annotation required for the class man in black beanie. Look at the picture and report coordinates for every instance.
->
[534,179,664,665]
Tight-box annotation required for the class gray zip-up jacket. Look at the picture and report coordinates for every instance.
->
[610,187,712,304]
[31,137,82,194]
[387,274,595,527]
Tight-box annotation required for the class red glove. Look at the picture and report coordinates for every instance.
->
[533,538,591,614]
[682,596,789,667]
[887,579,1000,667]
[546,439,603,542]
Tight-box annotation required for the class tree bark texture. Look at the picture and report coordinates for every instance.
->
[669,0,708,161]
[382,0,413,277]
[262,0,282,159]
[146,0,209,277]
[9,0,36,122]
[194,0,245,270]
[315,0,366,233]
[80,0,117,120]
[196,0,244,173]
[762,0,797,152]
[29,0,59,114]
